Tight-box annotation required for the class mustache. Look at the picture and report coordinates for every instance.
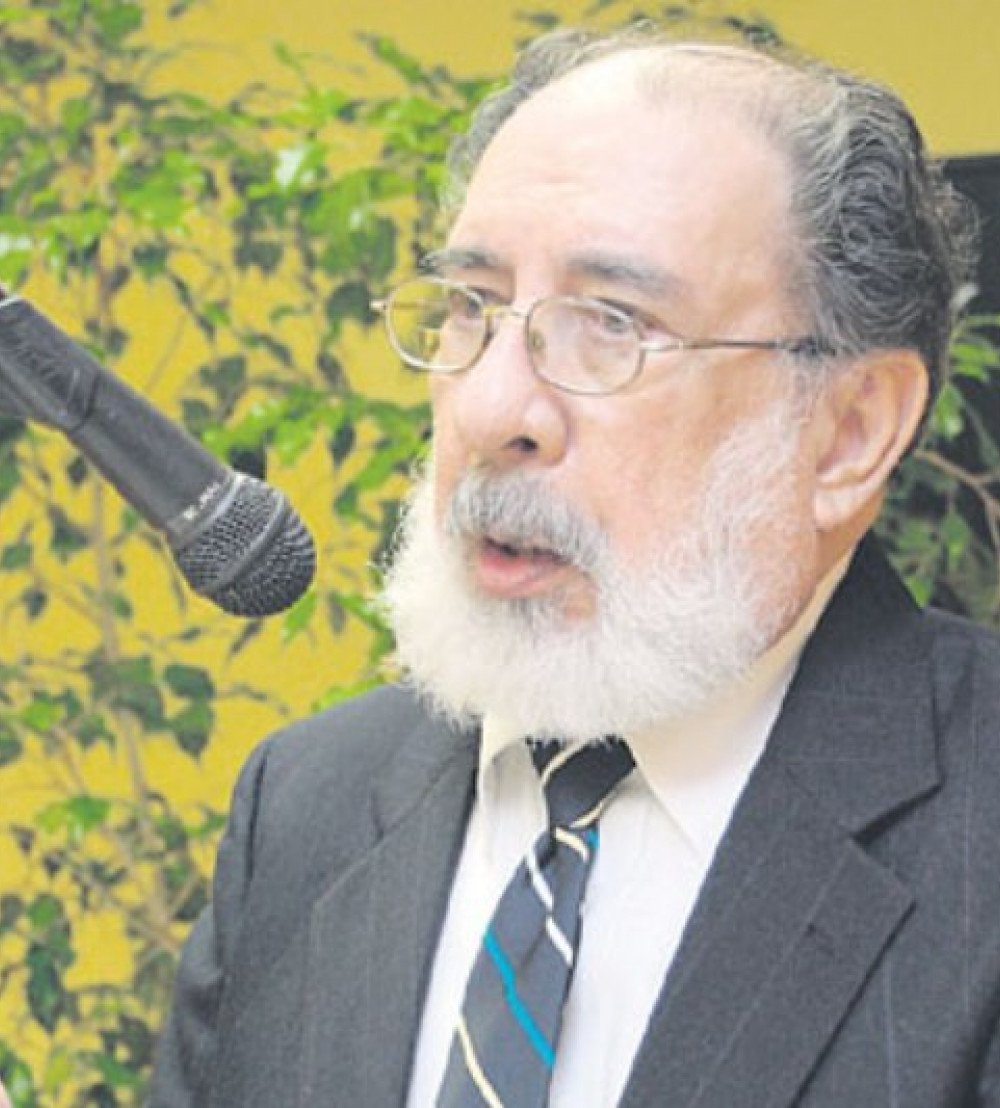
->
[445,470,608,572]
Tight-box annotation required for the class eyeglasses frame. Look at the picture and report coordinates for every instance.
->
[371,276,830,397]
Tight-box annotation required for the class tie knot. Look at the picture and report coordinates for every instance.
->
[530,739,634,830]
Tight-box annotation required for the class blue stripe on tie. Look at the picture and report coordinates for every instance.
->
[483,927,556,1070]
[585,827,599,850]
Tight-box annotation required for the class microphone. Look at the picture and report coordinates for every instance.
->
[0,291,316,617]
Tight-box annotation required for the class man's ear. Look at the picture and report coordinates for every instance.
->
[809,349,929,532]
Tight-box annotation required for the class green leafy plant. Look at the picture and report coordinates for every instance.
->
[881,311,1000,622]
[0,2,489,1102]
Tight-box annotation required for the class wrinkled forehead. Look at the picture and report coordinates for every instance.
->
[463,43,808,216]
[453,39,823,217]
[447,45,809,326]
[538,42,818,153]
[485,43,796,170]
[454,50,800,278]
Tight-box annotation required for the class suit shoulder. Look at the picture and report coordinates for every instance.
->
[922,607,1000,768]
[259,682,439,780]
[924,605,1000,686]
[224,683,471,875]
[924,604,1000,646]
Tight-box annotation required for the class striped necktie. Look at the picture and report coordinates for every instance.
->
[436,738,635,1108]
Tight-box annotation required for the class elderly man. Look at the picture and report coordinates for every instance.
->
[151,27,1000,1108]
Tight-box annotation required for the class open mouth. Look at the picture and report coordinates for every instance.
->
[471,533,577,600]
[483,535,568,562]
[482,529,575,562]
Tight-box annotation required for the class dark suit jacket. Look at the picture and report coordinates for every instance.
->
[150,539,1000,1106]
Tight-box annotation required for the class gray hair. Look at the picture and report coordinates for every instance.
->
[445,28,978,425]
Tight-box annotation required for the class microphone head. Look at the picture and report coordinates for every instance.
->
[170,474,317,617]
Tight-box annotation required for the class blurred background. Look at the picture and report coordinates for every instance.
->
[0,1,997,1103]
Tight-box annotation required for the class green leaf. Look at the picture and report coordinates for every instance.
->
[199,354,246,407]
[329,421,356,466]
[1,538,31,569]
[234,238,283,274]
[181,397,215,436]
[84,1051,142,1089]
[312,675,382,713]
[317,350,346,389]
[282,588,317,642]
[170,700,214,757]
[164,664,214,700]
[36,795,111,840]
[93,1,143,48]
[272,413,319,465]
[113,681,164,727]
[102,589,134,619]
[60,96,94,139]
[941,512,971,570]
[76,711,112,749]
[133,243,169,278]
[47,206,110,251]
[274,140,328,190]
[65,455,88,485]
[351,438,410,492]
[291,87,357,128]
[0,7,35,25]
[86,655,154,697]
[0,1046,36,1108]
[20,696,64,732]
[21,586,47,620]
[1,35,65,84]
[337,591,388,633]
[27,944,72,1033]
[0,893,23,932]
[928,381,964,440]
[47,506,89,561]
[27,893,66,934]
[333,483,358,519]
[324,280,374,331]
[85,656,165,728]
[227,617,265,657]
[360,33,438,90]
[0,731,22,767]
[0,242,32,284]
[903,571,933,607]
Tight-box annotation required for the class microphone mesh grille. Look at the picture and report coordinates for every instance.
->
[172,476,316,617]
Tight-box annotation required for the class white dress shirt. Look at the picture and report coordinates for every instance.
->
[406,562,848,1107]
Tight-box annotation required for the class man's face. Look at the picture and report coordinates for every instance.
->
[428,63,820,623]
[383,61,828,737]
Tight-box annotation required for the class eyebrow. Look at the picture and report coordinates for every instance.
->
[419,246,692,303]
[420,247,507,276]
[565,251,692,301]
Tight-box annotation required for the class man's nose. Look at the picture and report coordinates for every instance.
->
[432,308,570,470]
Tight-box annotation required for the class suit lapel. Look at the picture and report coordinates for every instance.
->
[297,716,478,1108]
[622,540,941,1107]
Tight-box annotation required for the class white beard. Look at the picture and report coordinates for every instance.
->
[380,398,808,740]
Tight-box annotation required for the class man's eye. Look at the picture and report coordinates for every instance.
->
[445,291,482,319]
[468,286,508,308]
[444,286,506,321]
[589,301,639,337]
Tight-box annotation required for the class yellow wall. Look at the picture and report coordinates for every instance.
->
[169,0,1000,155]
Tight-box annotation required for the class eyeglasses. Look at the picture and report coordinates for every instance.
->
[372,277,829,396]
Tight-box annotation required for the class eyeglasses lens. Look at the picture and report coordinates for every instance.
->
[388,281,640,393]
[530,299,637,394]
[390,282,483,371]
